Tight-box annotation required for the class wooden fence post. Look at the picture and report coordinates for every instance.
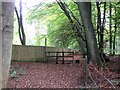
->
[56,52,58,64]
[45,38,47,62]
[62,52,64,64]
[85,55,88,87]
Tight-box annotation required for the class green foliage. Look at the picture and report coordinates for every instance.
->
[18,68,24,75]
[34,34,46,46]
[27,1,120,54]
[10,68,17,78]
[91,2,120,54]
[35,58,48,63]
[27,1,81,49]
[10,67,24,78]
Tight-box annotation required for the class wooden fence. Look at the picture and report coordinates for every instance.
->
[12,45,73,62]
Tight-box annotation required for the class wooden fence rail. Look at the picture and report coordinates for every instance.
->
[45,51,74,64]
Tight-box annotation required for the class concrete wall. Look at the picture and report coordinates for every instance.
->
[12,45,73,61]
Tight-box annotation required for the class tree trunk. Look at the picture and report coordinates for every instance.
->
[2,2,15,88]
[15,0,26,45]
[76,2,102,66]
[76,36,86,55]
[96,2,101,47]
[0,2,2,89]
[19,0,26,45]
[100,2,106,53]
[99,3,106,62]
[113,23,117,55]
[56,0,86,55]
[113,7,117,55]
[109,3,112,55]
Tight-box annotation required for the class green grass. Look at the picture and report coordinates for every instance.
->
[14,57,49,63]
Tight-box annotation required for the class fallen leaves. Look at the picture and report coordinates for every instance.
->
[7,55,120,89]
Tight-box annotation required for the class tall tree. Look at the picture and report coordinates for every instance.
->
[19,0,26,45]
[109,3,112,55]
[100,2,106,53]
[97,2,106,61]
[15,0,26,45]
[112,2,120,55]
[113,6,117,55]
[56,0,86,54]
[76,2,102,66]
[2,2,15,88]
[27,1,86,51]
[96,2,101,48]
[0,2,2,89]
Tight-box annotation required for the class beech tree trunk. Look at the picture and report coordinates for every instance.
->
[0,2,2,89]
[2,2,15,88]
[76,2,102,66]
[56,0,86,55]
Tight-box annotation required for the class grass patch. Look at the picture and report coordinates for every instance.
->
[13,57,49,63]
[35,58,49,63]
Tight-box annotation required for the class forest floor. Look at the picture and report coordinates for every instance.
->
[7,55,120,89]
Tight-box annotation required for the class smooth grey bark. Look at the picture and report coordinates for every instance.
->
[76,36,86,54]
[2,2,14,88]
[76,2,102,65]
[0,2,2,89]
